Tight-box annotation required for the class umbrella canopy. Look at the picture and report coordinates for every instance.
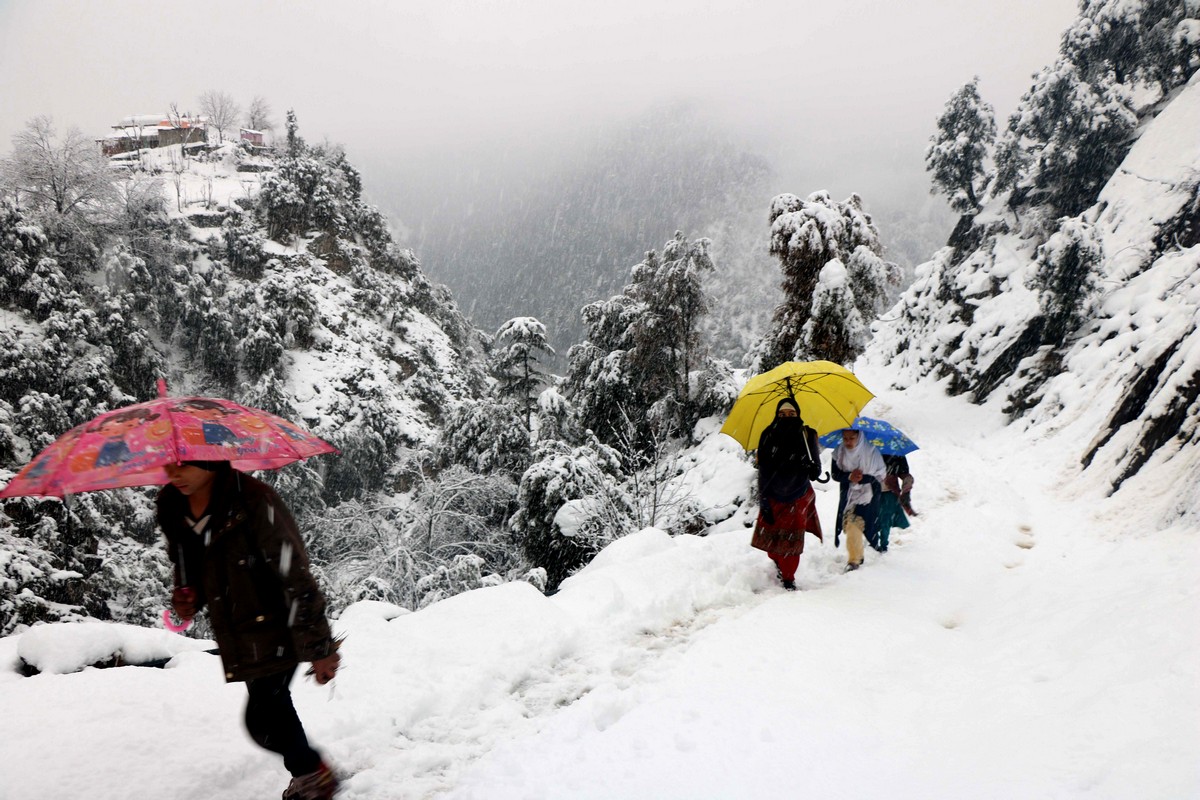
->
[819,416,919,456]
[0,383,337,498]
[719,360,874,450]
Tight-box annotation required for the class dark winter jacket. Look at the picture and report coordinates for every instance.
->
[752,414,823,553]
[756,418,821,505]
[157,470,334,683]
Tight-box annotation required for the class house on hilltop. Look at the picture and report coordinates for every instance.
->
[240,128,265,146]
[98,114,209,156]
[158,115,207,148]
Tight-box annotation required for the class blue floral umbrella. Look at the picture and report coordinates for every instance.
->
[819,416,918,456]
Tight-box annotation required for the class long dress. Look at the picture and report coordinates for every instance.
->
[751,418,823,559]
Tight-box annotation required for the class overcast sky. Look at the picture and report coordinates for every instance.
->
[0,0,1079,210]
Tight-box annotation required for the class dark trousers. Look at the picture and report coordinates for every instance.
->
[244,666,321,777]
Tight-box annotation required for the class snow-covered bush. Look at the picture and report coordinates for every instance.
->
[510,439,632,592]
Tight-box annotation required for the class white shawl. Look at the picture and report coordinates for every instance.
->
[835,437,886,508]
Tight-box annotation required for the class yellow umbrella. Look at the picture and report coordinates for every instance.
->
[720,360,874,450]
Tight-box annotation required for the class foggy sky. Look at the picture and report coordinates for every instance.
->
[0,0,1078,210]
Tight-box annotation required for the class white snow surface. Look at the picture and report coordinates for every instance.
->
[1,361,1196,799]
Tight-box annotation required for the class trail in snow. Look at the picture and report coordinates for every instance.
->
[1,365,1196,800]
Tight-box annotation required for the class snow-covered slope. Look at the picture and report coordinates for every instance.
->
[0,135,490,634]
[1,362,1196,799]
[1039,71,1200,521]
[139,140,484,448]
[878,70,1200,528]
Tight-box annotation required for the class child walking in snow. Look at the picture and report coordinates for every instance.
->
[159,460,342,800]
[832,426,886,570]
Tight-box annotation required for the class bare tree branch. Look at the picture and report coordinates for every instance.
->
[198,90,241,144]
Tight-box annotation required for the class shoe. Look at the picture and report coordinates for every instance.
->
[845,562,862,572]
[782,579,797,591]
[283,762,339,800]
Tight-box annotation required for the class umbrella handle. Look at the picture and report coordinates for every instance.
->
[814,471,831,484]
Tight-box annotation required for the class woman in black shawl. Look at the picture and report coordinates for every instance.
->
[751,398,823,590]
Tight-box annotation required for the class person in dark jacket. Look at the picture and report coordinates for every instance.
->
[159,460,341,800]
[884,453,917,516]
[831,426,886,570]
[751,399,823,590]
[877,454,914,550]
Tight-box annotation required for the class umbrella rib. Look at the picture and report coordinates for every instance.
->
[162,399,184,466]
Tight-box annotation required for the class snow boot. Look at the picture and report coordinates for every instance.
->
[782,579,797,591]
[282,761,339,800]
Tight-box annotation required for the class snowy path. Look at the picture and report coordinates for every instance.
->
[0,369,1196,799]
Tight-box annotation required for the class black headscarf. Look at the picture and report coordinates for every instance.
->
[757,398,820,503]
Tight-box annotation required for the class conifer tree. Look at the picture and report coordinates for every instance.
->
[509,438,630,592]
[1031,218,1103,345]
[993,62,1136,217]
[925,77,995,214]
[492,317,554,432]
[438,399,531,477]
[565,232,719,452]
[802,260,867,366]
[756,192,891,369]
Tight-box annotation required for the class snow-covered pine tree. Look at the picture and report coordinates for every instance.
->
[221,206,267,278]
[994,62,1137,219]
[492,316,555,432]
[631,232,715,427]
[925,76,995,214]
[989,0,1198,222]
[565,232,723,452]
[437,399,531,477]
[802,260,867,366]
[1062,0,1199,93]
[1031,217,1104,346]
[844,244,897,327]
[755,192,892,369]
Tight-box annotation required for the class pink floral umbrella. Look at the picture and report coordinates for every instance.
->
[0,380,338,499]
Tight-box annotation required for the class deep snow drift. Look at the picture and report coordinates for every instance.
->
[1,361,1196,800]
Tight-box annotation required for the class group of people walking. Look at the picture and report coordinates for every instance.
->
[751,398,916,589]
[153,396,908,798]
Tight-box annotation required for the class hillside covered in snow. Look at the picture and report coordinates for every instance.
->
[0,1,1197,796]
[0,115,490,633]
[1,361,1196,799]
[878,0,1200,529]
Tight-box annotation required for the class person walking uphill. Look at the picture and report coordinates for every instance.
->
[877,453,915,550]
[158,460,342,800]
[832,426,886,571]
[751,399,823,590]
